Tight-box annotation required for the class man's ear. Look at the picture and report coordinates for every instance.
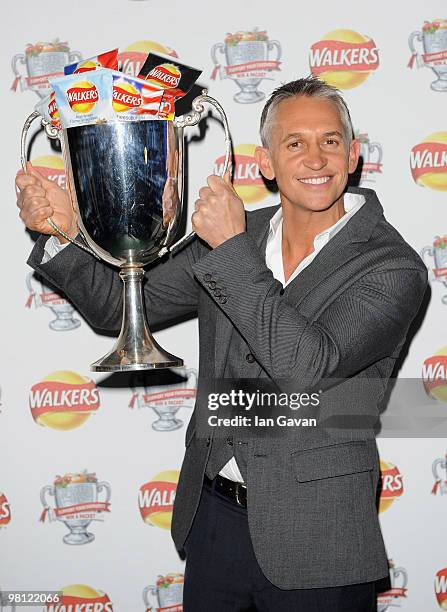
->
[255,146,275,181]
[348,138,361,174]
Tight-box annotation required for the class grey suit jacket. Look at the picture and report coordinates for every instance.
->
[27,186,428,590]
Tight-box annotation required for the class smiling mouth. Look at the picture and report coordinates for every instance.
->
[298,176,332,185]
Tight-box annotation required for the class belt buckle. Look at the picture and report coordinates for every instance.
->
[235,482,246,507]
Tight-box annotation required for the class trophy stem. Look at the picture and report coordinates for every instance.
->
[90,266,183,372]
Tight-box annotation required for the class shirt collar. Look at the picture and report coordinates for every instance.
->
[268,191,365,243]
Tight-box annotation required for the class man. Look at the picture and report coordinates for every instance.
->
[17,77,427,611]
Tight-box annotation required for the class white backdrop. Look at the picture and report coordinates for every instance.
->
[1,1,447,610]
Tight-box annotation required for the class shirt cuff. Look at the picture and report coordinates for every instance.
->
[41,236,70,264]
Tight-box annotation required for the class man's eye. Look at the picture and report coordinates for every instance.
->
[288,141,301,149]
[325,139,339,146]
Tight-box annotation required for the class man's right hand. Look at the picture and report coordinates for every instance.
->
[15,161,78,244]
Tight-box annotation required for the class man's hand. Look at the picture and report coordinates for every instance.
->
[15,161,78,243]
[192,171,246,249]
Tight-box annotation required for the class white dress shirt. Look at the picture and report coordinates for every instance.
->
[41,192,366,484]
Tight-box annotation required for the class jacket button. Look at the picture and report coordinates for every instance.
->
[219,296,227,304]
[209,281,217,289]
[214,289,221,297]
[226,437,233,446]
[245,353,256,363]
[204,273,212,282]
[279,288,285,295]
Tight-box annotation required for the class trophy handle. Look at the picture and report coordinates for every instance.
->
[68,51,82,63]
[368,142,382,165]
[408,30,422,56]
[392,566,408,589]
[20,111,100,259]
[268,40,282,62]
[167,90,232,256]
[11,53,26,92]
[142,585,157,611]
[40,484,55,508]
[432,457,447,481]
[97,481,112,504]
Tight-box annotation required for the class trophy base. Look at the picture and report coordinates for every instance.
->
[431,78,447,92]
[91,346,183,372]
[152,417,183,431]
[234,90,265,104]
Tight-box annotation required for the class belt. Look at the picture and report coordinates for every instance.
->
[205,474,247,509]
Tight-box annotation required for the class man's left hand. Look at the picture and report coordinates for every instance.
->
[192,171,246,249]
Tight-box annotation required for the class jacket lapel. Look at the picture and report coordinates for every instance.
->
[212,187,384,377]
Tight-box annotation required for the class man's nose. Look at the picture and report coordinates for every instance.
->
[303,144,327,170]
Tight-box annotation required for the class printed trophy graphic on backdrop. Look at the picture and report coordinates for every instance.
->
[40,470,111,545]
[408,19,447,91]
[376,560,408,611]
[357,132,383,183]
[143,573,184,612]
[26,272,81,331]
[421,236,447,304]
[129,367,197,431]
[432,451,447,495]
[211,28,281,103]
[11,40,81,98]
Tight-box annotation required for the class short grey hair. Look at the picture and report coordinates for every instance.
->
[260,76,354,148]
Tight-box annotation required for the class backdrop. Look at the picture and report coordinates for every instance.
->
[1,1,447,610]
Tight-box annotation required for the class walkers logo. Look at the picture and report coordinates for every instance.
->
[44,584,113,611]
[67,80,98,113]
[11,39,81,99]
[40,470,111,545]
[410,133,447,190]
[309,29,380,89]
[139,470,179,529]
[143,573,184,612]
[435,567,447,609]
[29,371,100,430]
[118,40,177,77]
[214,144,270,205]
[408,19,447,92]
[379,460,404,513]
[421,235,447,305]
[422,348,447,402]
[0,491,11,527]
[432,450,447,495]
[112,80,141,112]
[130,368,197,431]
[357,132,383,183]
[377,559,408,611]
[211,28,281,103]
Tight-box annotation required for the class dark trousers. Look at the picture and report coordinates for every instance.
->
[183,478,377,612]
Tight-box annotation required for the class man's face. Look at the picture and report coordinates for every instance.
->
[255,96,360,212]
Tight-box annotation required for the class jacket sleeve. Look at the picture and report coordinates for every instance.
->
[27,234,203,333]
[191,232,428,386]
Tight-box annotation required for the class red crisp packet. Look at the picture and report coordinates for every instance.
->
[35,91,61,130]
[137,52,201,107]
[111,71,164,121]
[64,49,118,75]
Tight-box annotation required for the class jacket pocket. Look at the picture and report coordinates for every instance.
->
[291,440,374,482]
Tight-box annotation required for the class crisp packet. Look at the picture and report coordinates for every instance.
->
[137,52,201,104]
[49,69,114,128]
[64,48,118,74]
[35,90,61,129]
[111,71,164,121]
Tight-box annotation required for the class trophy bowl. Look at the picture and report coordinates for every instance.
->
[21,91,231,372]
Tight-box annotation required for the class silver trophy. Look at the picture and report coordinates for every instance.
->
[12,41,81,98]
[376,561,408,612]
[26,272,81,331]
[421,237,447,304]
[409,21,447,91]
[432,453,447,495]
[21,91,231,371]
[130,367,197,431]
[212,29,281,103]
[40,473,111,545]
[143,574,184,611]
